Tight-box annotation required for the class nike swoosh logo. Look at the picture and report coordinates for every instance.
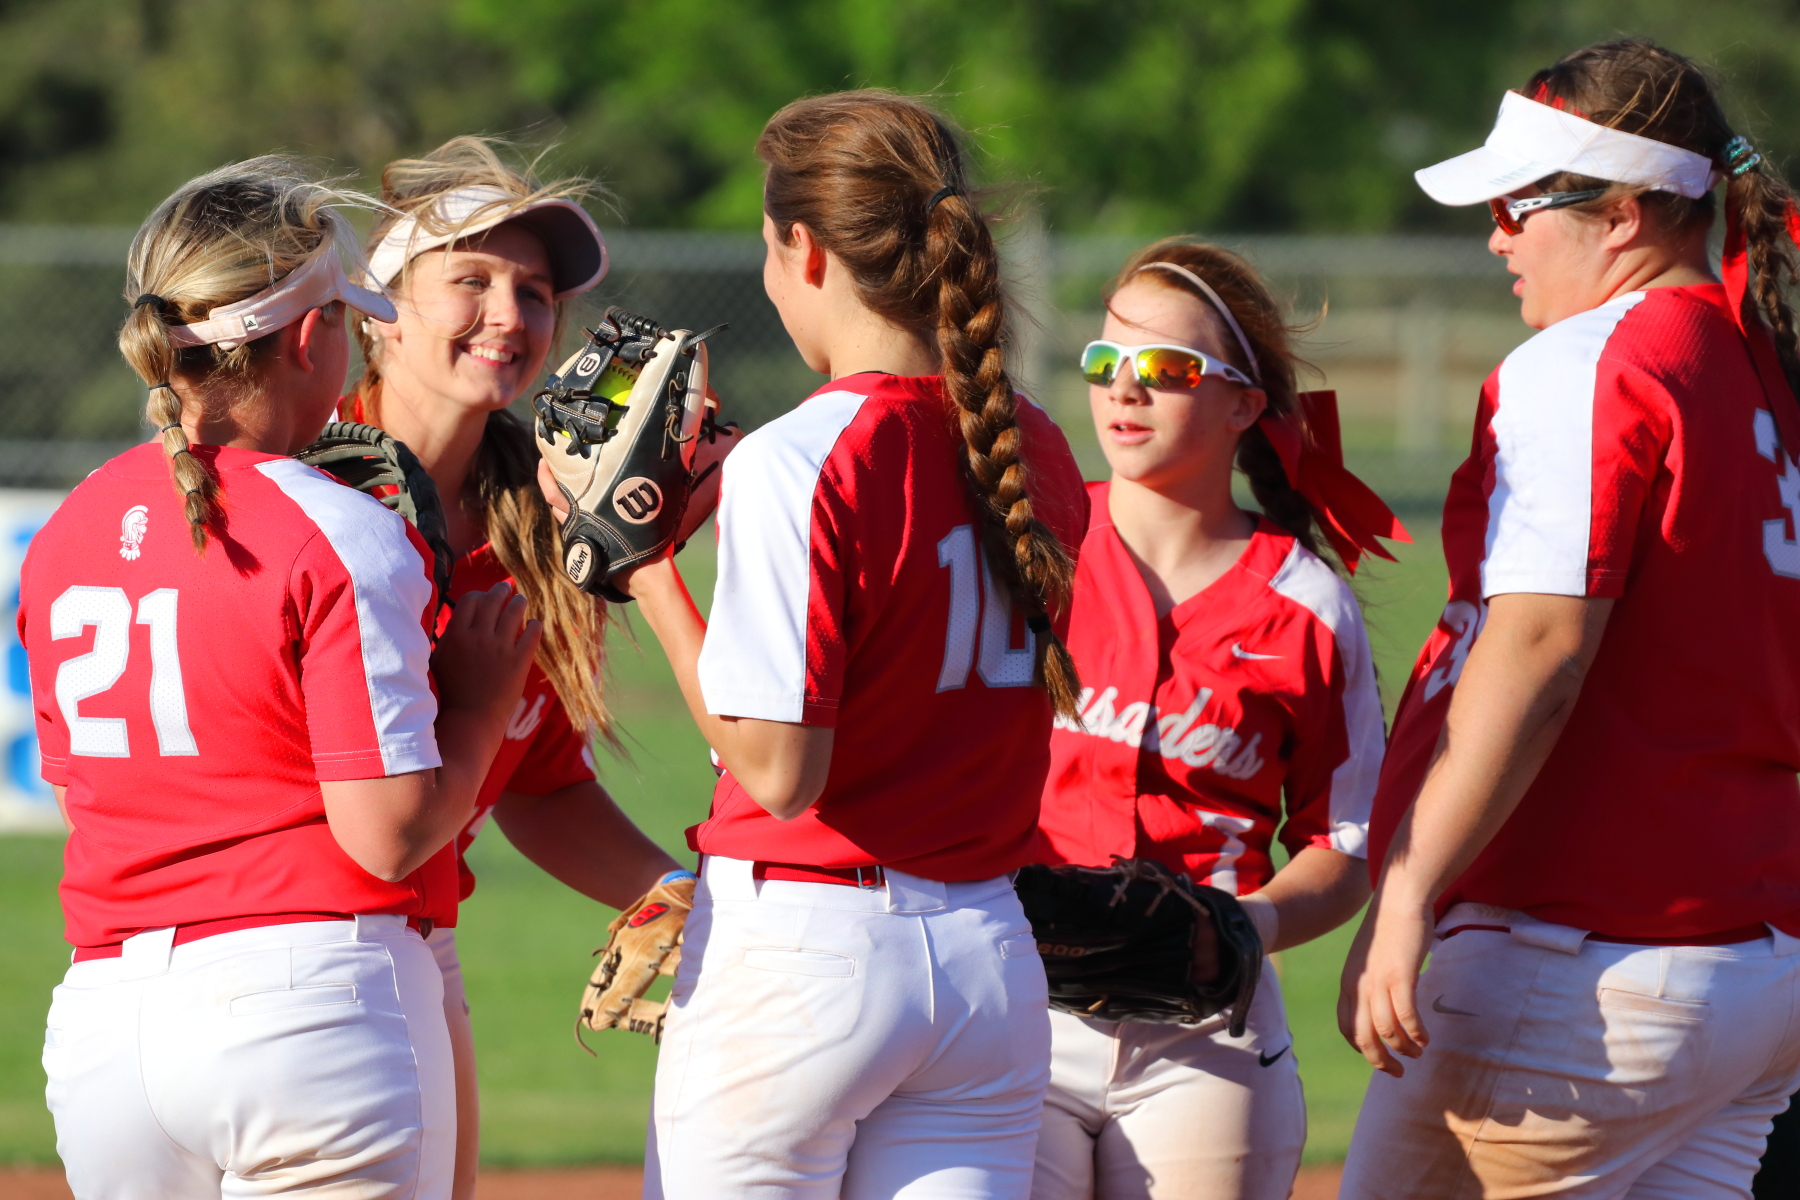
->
[1431,996,1480,1017]
[1231,643,1282,660]
[1258,1045,1290,1067]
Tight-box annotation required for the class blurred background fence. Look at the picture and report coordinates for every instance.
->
[0,225,1529,511]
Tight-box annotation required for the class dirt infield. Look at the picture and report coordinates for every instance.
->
[3,1163,1349,1197]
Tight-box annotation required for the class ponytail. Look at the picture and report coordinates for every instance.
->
[758,91,1081,718]
[1727,163,1800,397]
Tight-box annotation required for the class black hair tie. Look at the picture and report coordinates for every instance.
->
[157,421,182,433]
[1026,613,1052,635]
[150,382,172,393]
[927,186,960,212]
[133,293,169,313]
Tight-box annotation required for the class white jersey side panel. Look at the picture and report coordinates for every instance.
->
[1483,291,1645,598]
[1266,544,1381,858]
[256,459,440,775]
[698,390,868,722]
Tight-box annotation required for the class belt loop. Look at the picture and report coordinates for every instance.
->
[1509,913,1589,955]
[884,868,948,915]
[1770,926,1800,957]
[702,855,759,902]
[354,914,384,942]
[120,926,176,978]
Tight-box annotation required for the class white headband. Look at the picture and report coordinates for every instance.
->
[366,185,607,301]
[1416,90,1720,206]
[165,246,396,352]
[1134,261,1261,383]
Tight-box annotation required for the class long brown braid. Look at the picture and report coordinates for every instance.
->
[1527,39,1800,396]
[757,91,1081,717]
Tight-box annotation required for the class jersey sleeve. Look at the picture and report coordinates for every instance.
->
[503,690,597,796]
[18,551,70,787]
[697,391,869,726]
[1481,297,1672,599]
[275,471,441,781]
[1268,555,1383,860]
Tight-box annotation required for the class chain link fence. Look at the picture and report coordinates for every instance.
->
[0,225,1533,510]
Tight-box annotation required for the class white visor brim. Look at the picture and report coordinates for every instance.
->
[167,248,397,351]
[1415,90,1719,206]
[365,186,608,301]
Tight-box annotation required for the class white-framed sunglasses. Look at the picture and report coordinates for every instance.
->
[1080,339,1255,390]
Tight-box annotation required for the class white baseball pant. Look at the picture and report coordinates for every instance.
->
[45,915,455,1200]
[426,927,479,1200]
[1340,905,1800,1199]
[1031,968,1305,1200]
[644,855,1052,1200]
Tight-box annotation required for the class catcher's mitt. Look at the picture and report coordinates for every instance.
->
[577,872,696,1048]
[1015,856,1263,1036]
[533,307,727,601]
[295,422,455,612]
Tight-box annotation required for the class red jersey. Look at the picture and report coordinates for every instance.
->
[1373,285,1800,938]
[22,444,453,948]
[689,373,1088,880]
[433,544,596,920]
[1037,486,1384,895]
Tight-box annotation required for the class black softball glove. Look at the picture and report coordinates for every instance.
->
[532,306,729,602]
[1015,856,1264,1036]
[295,421,455,620]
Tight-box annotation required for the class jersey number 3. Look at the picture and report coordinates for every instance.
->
[936,525,1036,692]
[50,585,197,758]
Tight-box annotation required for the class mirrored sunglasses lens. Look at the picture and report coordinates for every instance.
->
[1488,197,1523,235]
[1080,344,1121,385]
[1135,348,1204,390]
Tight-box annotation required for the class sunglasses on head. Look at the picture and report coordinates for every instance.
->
[1080,340,1254,391]
[1487,188,1609,235]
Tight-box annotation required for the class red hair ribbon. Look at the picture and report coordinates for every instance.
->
[1722,195,1800,454]
[1256,390,1412,574]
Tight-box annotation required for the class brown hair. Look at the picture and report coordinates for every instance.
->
[121,157,370,552]
[757,90,1080,717]
[1526,39,1800,393]
[1105,239,1333,566]
[348,136,613,740]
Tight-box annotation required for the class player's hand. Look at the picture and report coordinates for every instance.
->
[538,459,570,519]
[1338,885,1434,1077]
[609,546,678,601]
[433,582,541,720]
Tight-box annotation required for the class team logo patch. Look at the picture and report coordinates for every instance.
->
[574,351,603,377]
[612,477,662,525]
[628,902,670,928]
[119,505,149,561]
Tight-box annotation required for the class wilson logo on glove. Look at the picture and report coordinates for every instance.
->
[534,306,738,603]
[612,477,662,524]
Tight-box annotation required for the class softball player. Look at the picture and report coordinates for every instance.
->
[28,158,539,1199]
[347,136,683,1200]
[1032,240,1395,1200]
[1340,39,1800,1198]
[598,92,1087,1199]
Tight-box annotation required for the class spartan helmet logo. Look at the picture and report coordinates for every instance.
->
[612,477,662,525]
[119,505,149,561]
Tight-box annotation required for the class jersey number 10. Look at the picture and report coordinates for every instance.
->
[936,524,1036,692]
[49,585,197,758]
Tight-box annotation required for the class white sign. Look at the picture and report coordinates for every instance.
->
[0,489,69,831]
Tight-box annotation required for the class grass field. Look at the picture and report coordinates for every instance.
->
[0,520,1450,1169]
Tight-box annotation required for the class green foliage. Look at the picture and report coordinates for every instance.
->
[2,0,1799,233]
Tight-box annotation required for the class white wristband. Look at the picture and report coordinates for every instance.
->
[1238,892,1280,953]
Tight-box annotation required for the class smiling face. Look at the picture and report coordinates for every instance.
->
[1092,280,1267,495]
[369,221,557,417]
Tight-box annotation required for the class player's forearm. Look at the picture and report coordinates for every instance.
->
[626,558,834,816]
[1256,846,1370,952]
[1379,593,1613,909]
[493,783,681,908]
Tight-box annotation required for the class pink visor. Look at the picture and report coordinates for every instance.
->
[167,247,398,351]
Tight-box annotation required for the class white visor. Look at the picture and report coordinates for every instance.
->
[365,185,608,301]
[1415,90,1720,206]
[166,246,397,351]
